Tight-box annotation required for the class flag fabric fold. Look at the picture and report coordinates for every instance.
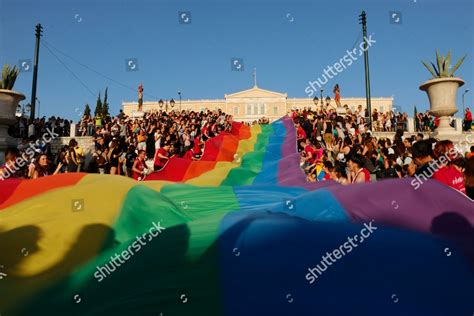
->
[0,116,473,316]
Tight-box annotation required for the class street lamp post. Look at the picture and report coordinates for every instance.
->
[17,104,31,117]
[178,91,182,111]
[30,23,43,121]
[36,97,40,117]
[462,89,469,130]
[312,97,319,109]
[159,99,175,112]
[170,99,175,112]
[359,11,372,130]
[320,89,324,111]
[325,96,331,110]
[462,89,469,116]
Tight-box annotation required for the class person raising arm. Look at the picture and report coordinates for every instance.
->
[32,154,62,179]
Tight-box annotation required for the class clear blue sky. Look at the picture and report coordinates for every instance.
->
[1,0,473,120]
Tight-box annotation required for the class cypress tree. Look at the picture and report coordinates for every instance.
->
[94,93,102,117]
[102,87,109,117]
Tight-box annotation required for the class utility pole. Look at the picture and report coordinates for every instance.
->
[30,23,43,121]
[320,89,324,111]
[359,11,372,129]
[462,89,469,131]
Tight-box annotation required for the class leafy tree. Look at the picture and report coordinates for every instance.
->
[94,93,102,117]
[102,87,109,117]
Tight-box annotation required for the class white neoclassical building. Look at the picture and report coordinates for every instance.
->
[122,84,393,122]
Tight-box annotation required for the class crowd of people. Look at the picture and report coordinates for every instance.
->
[337,104,472,133]
[10,116,72,138]
[2,106,474,200]
[1,109,234,181]
[293,108,474,199]
[372,108,409,132]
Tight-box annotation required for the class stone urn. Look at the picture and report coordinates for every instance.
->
[419,77,464,135]
[0,89,25,163]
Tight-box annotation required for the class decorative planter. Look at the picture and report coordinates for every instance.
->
[419,77,464,135]
[0,89,25,164]
[0,89,25,129]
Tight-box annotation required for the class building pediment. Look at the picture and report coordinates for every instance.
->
[225,86,287,99]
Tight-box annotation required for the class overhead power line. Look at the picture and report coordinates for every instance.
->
[41,42,96,97]
[42,39,160,100]
[350,30,363,52]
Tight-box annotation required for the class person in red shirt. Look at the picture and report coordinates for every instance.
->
[464,108,472,131]
[132,150,149,180]
[313,142,324,164]
[296,123,306,141]
[433,166,466,194]
[304,140,323,164]
[201,122,210,142]
[303,139,317,164]
[320,161,334,181]
[291,110,298,120]
[432,140,466,194]
[193,134,203,158]
[184,148,199,160]
[296,122,307,152]
[154,143,170,171]
[210,121,218,137]
[303,140,326,176]
[348,154,370,183]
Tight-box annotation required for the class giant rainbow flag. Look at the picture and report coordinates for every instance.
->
[0,117,473,316]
